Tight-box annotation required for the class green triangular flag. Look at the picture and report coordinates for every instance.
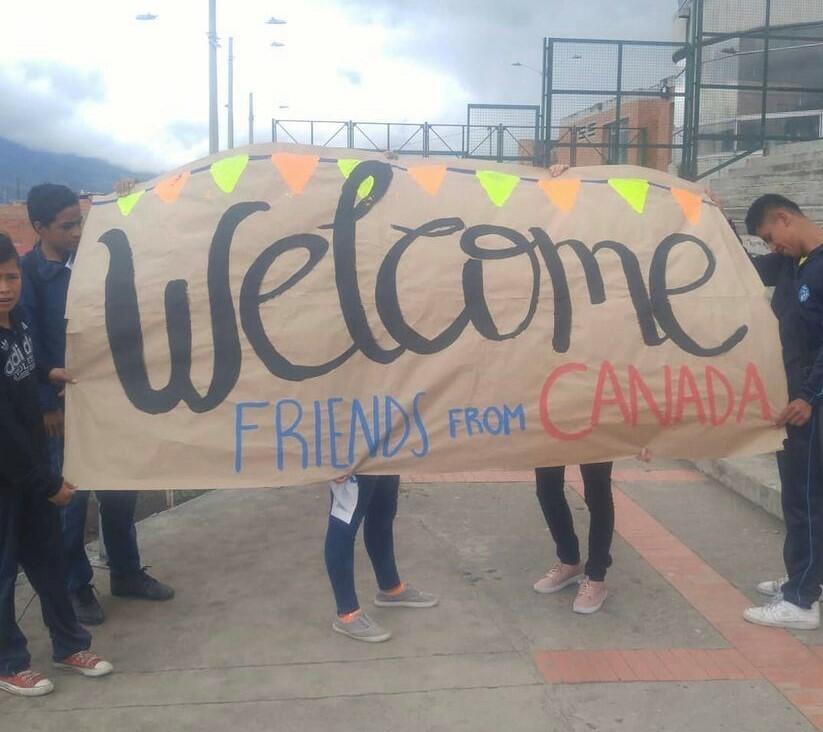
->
[211,154,249,193]
[476,170,520,207]
[337,159,374,199]
[608,178,650,214]
[117,190,145,216]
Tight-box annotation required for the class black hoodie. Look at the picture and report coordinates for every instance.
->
[0,308,61,498]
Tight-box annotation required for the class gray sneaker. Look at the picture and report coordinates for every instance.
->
[332,612,392,642]
[374,583,439,608]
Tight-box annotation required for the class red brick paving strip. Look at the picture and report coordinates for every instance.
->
[408,466,823,728]
[542,472,823,731]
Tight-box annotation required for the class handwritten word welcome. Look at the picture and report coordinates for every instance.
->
[99,161,748,416]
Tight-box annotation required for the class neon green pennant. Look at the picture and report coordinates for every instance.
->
[476,170,520,207]
[608,178,650,214]
[337,159,374,199]
[116,190,145,216]
[211,154,249,194]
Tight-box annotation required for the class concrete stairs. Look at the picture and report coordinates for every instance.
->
[705,140,823,231]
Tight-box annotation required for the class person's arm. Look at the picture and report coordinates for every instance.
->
[19,268,60,411]
[777,271,823,427]
[0,376,62,500]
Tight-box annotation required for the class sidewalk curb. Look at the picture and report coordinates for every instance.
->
[687,456,783,521]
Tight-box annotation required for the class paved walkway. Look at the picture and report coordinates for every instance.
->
[4,458,820,731]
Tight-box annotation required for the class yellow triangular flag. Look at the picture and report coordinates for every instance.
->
[337,159,374,199]
[211,154,249,194]
[608,178,650,214]
[117,190,145,216]
[476,170,520,207]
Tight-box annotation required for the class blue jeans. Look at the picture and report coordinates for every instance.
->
[778,413,823,609]
[49,436,141,592]
[0,486,91,674]
[324,475,401,615]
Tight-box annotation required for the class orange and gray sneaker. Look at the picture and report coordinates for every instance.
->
[0,669,54,697]
[332,610,392,642]
[573,578,608,614]
[374,582,439,608]
[533,562,584,594]
[54,650,114,677]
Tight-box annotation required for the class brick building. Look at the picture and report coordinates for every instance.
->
[553,94,675,171]
[0,198,92,254]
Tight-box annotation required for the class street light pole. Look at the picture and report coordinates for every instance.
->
[227,36,234,149]
[249,92,255,145]
[208,0,219,154]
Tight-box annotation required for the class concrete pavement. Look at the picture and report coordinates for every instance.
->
[3,458,819,732]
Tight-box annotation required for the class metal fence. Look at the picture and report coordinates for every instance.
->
[272,113,541,163]
[466,104,540,162]
[679,0,823,179]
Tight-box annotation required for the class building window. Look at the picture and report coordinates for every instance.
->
[604,118,630,164]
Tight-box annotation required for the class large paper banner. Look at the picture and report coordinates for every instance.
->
[64,144,786,490]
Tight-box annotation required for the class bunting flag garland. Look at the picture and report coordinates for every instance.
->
[116,190,145,216]
[476,170,520,207]
[538,178,582,213]
[670,187,704,225]
[101,148,711,226]
[608,178,650,214]
[272,153,319,195]
[154,172,191,204]
[337,159,375,199]
[210,154,249,194]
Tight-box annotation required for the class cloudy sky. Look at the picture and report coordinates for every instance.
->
[1,1,680,174]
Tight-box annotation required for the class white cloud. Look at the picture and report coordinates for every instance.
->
[0,0,677,172]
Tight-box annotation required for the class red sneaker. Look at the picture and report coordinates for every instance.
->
[0,669,54,696]
[54,650,114,677]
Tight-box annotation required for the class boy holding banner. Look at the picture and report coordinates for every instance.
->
[743,194,823,630]
[0,232,112,696]
[21,184,174,627]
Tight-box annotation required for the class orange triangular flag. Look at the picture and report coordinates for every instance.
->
[538,178,581,212]
[154,171,191,204]
[671,187,703,225]
[272,153,319,194]
[408,165,447,196]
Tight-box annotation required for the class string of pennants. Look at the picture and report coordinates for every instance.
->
[105,152,711,225]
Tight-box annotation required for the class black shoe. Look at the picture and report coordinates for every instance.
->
[69,585,105,626]
[110,569,175,601]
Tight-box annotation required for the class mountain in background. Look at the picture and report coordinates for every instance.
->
[0,136,155,202]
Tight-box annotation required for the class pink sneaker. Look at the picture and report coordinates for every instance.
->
[533,562,584,594]
[573,578,608,614]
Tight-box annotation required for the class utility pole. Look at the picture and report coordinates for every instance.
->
[208,0,219,154]
[227,36,234,149]
[249,92,255,145]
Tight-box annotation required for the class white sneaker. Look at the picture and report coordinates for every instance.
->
[756,575,788,597]
[743,599,820,630]
[755,575,823,598]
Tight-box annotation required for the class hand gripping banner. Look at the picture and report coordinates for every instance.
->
[63,143,786,489]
